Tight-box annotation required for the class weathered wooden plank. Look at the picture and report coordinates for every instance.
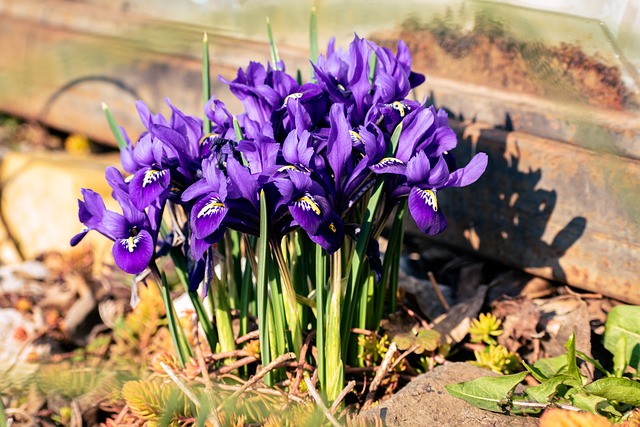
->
[424,123,640,304]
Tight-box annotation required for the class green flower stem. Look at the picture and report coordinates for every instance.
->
[374,200,407,324]
[326,248,344,403]
[157,270,190,366]
[315,243,326,391]
[210,271,236,355]
[168,246,217,354]
[268,260,288,369]
[272,239,303,355]
[202,32,211,135]
[342,177,384,355]
[239,258,252,339]
[256,190,272,386]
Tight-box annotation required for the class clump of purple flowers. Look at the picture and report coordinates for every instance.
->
[72,35,487,278]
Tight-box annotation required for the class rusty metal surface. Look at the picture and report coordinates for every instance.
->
[1,0,638,302]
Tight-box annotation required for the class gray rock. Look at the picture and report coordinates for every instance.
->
[361,363,539,427]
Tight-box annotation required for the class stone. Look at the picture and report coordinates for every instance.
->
[0,151,120,262]
[361,362,539,427]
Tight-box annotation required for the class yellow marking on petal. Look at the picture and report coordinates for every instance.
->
[377,157,404,167]
[142,169,165,187]
[197,199,225,218]
[124,235,141,253]
[420,189,439,212]
[329,223,337,233]
[283,92,303,106]
[199,132,219,145]
[349,130,362,143]
[297,195,321,215]
[392,101,406,117]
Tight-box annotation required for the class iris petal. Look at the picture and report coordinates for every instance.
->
[408,187,447,235]
[289,193,324,235]
[308,212,344,254]
[112,229,154,274]
[370,157,406,175]
[130,167,170,210]
[191,195,228,239]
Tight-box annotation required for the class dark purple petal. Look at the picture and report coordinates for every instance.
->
[427,155,451,188]
[396,107,434,162]
[289,192,325,236]
[105,167,129,200]
[445,153,488,188]
[308,211,344,254]
[326,103,351,185]
[129,166,170,211]
[182,180,211,202]
[112,229,154,274]
[70,228,89,246]
[406,151,430,185]
[226,158,259,208]
[408,187,447,235]
[78,189,106,227]
[190,228,225,261]
[370,157,406,175]
[101,210,129,240]
[131,133,157,166]
[191,195,228,239]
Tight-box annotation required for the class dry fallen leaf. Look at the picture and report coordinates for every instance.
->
[540,409,612,427]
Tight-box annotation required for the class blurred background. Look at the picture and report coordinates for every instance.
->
[0,0,638,301]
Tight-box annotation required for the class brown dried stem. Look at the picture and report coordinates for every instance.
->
[363,342,397,411]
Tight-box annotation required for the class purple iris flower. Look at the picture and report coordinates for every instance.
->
[71,187,155,274]
[406,151,487,234]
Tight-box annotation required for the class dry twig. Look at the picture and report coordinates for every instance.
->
[363,342,397,411]
[304,378,342,427]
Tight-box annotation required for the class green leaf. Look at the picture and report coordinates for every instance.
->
[393,333,414,351]
[525,375,581,403]
[565,332,582,381]
[445,371,528,413]
[532,355,567,380]
[571,391,609,415]
[604,305,640,370]
[522,361,547,383]
[102,103,127,151]
[309,7,318,81]
[202,32,211,135]
[416,329,441,352]
[390,122,403,155]
[265,17,280,68]
[584,377,640,406]
[256,190,272,386]
[614,335,628,377]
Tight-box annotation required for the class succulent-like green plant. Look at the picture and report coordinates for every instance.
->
[471,344,520,374]
[469,313,503,345]
[358,334,390,365]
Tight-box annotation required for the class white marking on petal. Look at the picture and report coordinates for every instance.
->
[121,235,142,253]
[142,169,167,187]
[283,92,303,107]
[373,157,404,169]
[197,197,225,218]
[417,188,438,212]
[349,130,362,144]
[294,193,321,215]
